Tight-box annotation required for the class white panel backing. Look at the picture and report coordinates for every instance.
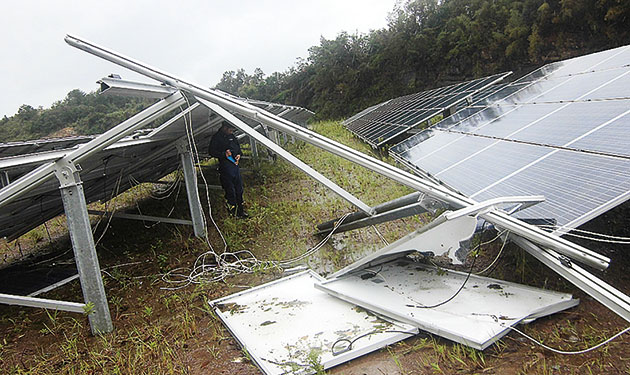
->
[210,270,417,375]
[330,213,478,279]
[317,259,579,350]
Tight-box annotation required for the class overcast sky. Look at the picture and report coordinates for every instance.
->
[0,0,396,118]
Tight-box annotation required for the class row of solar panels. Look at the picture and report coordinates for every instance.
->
[344,72,512,147]
[0,82,313,241]
[346,45,630,231]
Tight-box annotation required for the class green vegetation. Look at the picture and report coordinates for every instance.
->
[217,0,630,119]
[2,1,626,142]
[0,89,151,142]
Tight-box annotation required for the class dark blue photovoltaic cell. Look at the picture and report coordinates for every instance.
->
[344,72,512,147]
[390,44,630,229]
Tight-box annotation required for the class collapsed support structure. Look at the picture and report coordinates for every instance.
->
[0,92,213,334]
[63,34,630,323]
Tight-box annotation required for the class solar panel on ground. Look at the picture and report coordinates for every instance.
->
[344,73,512,148]
[390,45,630,231]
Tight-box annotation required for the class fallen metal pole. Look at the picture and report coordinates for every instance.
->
[87,210,193,226]
[0,293,86,314]
[64,35,609,271]
[197,98,373,214]
[317,202,428,236]
[317,192,427,231]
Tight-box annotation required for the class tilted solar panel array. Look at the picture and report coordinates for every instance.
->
[390,45,630,230]
[0,89,314,241]
[344,73,511,148]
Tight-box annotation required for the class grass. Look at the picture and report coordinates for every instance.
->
[0,121,629,374]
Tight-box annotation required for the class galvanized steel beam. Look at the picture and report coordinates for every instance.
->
[0,293,86,313]
[317,202,429,236]
[179,146,206,237]
[196,98,373,214]
[87,210,194,226]
[56,160,113,334]
[317,192,439,232]
[98,76,177,99]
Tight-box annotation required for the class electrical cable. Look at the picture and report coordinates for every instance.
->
[372,225,389,246]
[160,211,353,289]
[475,230,510,276]
[331,330,416,356]
[539,225,630,244]
[161,91,357,289]
[506,324,630,355]
[407,254,478,309]
[399,228,506,309]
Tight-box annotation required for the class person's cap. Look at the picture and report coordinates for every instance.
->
[221,121,236,129]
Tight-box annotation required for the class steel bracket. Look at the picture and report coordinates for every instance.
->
[54,158,82,188]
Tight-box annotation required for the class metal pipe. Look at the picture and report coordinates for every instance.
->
[0,293,86,314]
[199,98,373,214]
[317,202,428,236]
[64,34,610,270]
[317,192,425,231]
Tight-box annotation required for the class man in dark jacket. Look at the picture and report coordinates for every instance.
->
[208,122,248,218]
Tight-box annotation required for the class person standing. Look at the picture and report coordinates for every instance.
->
[208,122,248,218]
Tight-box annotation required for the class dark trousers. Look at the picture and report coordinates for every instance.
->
[219,164,243,206]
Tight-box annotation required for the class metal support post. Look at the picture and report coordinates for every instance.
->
[249,136,260,168]
[0,171,9,188]
[55,159,113,335]
[178,145,206,238]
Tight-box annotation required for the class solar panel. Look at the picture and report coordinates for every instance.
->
[344,73,512,147]
[0,101,218,241]
[214,90,314,126]
[390,45,630,231]
[0,87,314,241]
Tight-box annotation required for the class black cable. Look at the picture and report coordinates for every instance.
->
[408,254,478,309]
[332,330,416,356]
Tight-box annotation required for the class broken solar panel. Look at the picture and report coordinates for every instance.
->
[390,44,630,230]
[317,258,578,350]
[344,72,511,148]
[211,270,417,375]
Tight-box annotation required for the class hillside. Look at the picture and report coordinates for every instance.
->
[0,90,150,143]
[1,1,627,143]
[216,0,630,119]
